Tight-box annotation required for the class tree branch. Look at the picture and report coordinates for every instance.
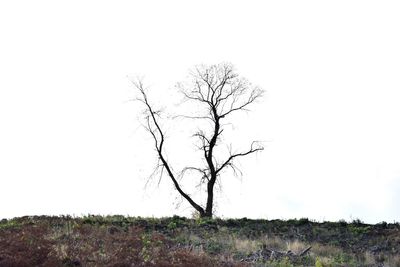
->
[216,141,264,174]
[133,79,205,215]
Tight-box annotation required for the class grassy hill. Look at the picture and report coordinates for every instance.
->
[0,215,399,266]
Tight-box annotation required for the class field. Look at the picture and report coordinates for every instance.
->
[0,215,399,266]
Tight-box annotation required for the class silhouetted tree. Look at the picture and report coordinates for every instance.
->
[134,63,263,218]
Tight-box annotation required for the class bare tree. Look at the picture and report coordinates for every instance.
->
[134,63,264,218]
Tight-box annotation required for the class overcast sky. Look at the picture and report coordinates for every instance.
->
[1,1,399,224]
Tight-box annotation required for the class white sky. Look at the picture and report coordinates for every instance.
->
[0,1,399,224]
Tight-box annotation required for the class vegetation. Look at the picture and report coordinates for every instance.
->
[1,216,399,266]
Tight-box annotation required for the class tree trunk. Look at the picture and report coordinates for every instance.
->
[203,173,216,218]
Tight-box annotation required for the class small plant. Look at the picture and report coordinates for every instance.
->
[351,218,364,225]
[315,257,324,267]
[377,221,388,228]
[205,239,225,255]
[0,219,19,229]
[348,224,370,235]
[140,233,153,262]
[167,221,177,230]
[297,218,310,225]
[269,257,294,267]
[332,253,357,266]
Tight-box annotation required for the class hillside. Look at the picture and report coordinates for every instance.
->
[0,215,399,266]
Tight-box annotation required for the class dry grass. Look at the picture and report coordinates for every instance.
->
[262,235,288,251]
[362,251,378,266]
[233,238,259,254]
[286,239,307,254]
[310,242,343,257]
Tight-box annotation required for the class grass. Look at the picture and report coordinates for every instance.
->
[0,215,399,266]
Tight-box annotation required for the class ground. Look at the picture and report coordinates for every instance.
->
[0,215,399,266]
